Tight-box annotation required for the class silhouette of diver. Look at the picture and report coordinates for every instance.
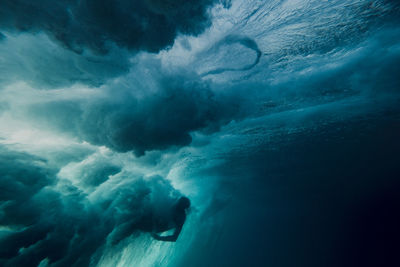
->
[151,196,191,242]
[110,196,190,244]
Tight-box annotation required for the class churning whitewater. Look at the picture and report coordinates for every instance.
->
[0,1,399,266]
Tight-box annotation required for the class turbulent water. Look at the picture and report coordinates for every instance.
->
[0,0,399,266]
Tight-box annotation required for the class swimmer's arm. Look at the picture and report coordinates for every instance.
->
[151,225,182,242]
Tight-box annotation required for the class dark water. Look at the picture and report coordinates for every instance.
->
[179,113,400,267]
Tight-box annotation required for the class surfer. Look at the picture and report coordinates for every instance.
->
[151,196,191,242]
[110,196,190,244]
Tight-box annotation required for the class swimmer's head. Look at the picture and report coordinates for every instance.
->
[177,196,191,210]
